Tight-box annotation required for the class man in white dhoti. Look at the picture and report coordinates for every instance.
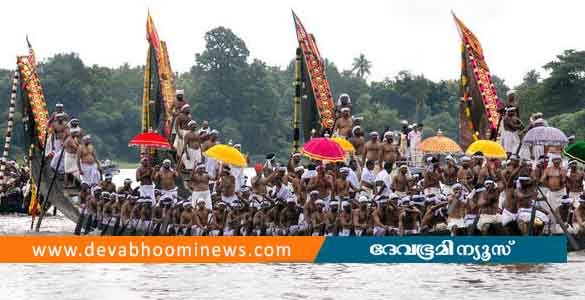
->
[501,107,523,156]
[136,157,155,204]
[189,164,212,210]
[173,104,192,161]
[63,128,81,188]
[541,155,567,227]
[77,135,101,186]
[180,120,202,173]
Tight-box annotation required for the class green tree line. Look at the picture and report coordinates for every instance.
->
[0,27,582,164]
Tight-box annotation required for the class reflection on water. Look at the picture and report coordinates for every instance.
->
[0,169,584,299]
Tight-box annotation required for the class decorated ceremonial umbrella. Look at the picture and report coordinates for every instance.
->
[562,141,585,164]
[465,140,506,159]
[417,131,462,154]
[522,126,568,146]
[301,137,345,162]
[330,137,355,153]
[204,144,247,167]
[128,132,171,149]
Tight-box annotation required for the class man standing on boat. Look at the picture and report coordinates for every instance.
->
[379,131,399,172]
[541,155,567,231]
[349,126,365,162]
[63,127,81,188]
[567,160,584,208]
[154,159,179,203]
[77,135,101,186]
[136,157,155,204]
[501,107,523,157]
[181,120,201,174]
[362,132,381,172]
[335,93,352,118]
[189,164,212,209]
[217,165,237,206]
[174,104,192,161]
[333,107,353,138]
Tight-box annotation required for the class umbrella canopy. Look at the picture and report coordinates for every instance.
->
[330,137,355,153]
[465,140,506,159]
[562,141,585,164]
[128,132,171,149]
[523,126,568,146]
[417,131,462,154]
[204,144,247,167]
[302,138,345,162]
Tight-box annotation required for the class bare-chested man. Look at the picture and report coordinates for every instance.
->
[541,155,567,213]
[352,196,370,236]
[279,198,301,235]
[567,160,584,208]
[335,93,352,118]
[333,107,353,138]
[180,120,202,173]
[392,164,412,197]
[63,128,80,188]
[349,126,365,161]
[500,155,522,229]
[307,166,334,203]
[287,152,302,174]
[207,202,227,236]
[174,104,192,160]
[442,156,459,195]
[77,135,101,186]
[477,178,503,235]
[217,166,237,206]
[422,158,442,195]
[191,199,211,236]
[336,201,352,236]
[310,200,326,235]
[362,132,381,170]
[334,168,351,201]
[457,156,474,192]
[379,132,400,171]
[399,202,422,236]
[136,157,155,203]
[154,159,179,202]
[190,164,212,209]
[202,130,219,180]
[501,107,523,155]
[573,196,585,234]
[447,184,466,235]
[100,173,116,193]
[516,177,540,235]
[324,201,339,236]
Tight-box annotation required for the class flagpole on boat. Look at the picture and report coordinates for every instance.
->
[293,47,302,152]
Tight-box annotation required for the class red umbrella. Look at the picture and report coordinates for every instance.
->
[302,137,345,162]
[128,132,171,149]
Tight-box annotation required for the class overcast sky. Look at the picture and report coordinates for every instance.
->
[1,0,583,87]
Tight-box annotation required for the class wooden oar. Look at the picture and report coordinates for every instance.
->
[536,186,579,250]
[30,126,50,230]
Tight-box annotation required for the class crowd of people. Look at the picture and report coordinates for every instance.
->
[67,91,585,237]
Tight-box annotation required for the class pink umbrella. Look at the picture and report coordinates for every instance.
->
[301,138,345,162]
[128,132,172,149]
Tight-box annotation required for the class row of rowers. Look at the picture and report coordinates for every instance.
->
[79,150,585,236]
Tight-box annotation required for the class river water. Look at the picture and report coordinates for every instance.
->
[1,170,585,299]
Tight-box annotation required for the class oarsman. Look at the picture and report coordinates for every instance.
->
[333,107,353,138]
[192,199,211,236]
[372,198,388,236]
[441,155,459,195]
[84,186,101,233]
[117,178,134,195]
[180,120,201,173]
[178,202,193,235]
[399,201,421,236]
[336,201,352,236]
[501,155,522,231]
[129,197,142,233]
[310,200,326,235]
[136,157,155,203]
[154,159,179,203]
[63,128,81,188]
[77,135,101,186]
[352,196,370,236]
[280,197,301,235]
[251,164,272,198]
[456,156,474,192]
[477,178,503,235]
[303,190,319,229]
[567,160,584,208]
[324,201,339,236]
[385,196,402,235]
[379,131,400,171]
[392,164,412,198]
[240,202,257,236]
[541,155,567,216]
[360,160,376,196]
[138,199,153,233]
[374,163,392,198]
[266,200,285,235]
[501,107,523,156]
[464,184,484,235]
[253,201,271,236]
[287,152,302,174]
[515,177,540,235]
[288,166,306,205]
[173,104,192,160]
[336,93,352,117]
[208,202,227,236]
[100,173,116,193]
[470,153,484,185]
[217,166,237,206]
[120,195,135,233]
[573,195,585,234]
[421,197,448,232]
[150,197,166,235]
[307,166,334,204]
[568,135,576,147]
[349,126,365,160]
[556,195,575,234]
[422,157,441,195]
[268,176,293,204]
[189,164,212,209]
[362,132,381,170]
[477,158,499,185]
[334,168,351,201]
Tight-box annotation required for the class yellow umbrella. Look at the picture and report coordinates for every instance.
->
[418,131,462,154]
[204,144,247,167]
[465,140,506,159]
[330,137,355,153]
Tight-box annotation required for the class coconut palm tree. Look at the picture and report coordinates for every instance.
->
[351,53,372,79]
